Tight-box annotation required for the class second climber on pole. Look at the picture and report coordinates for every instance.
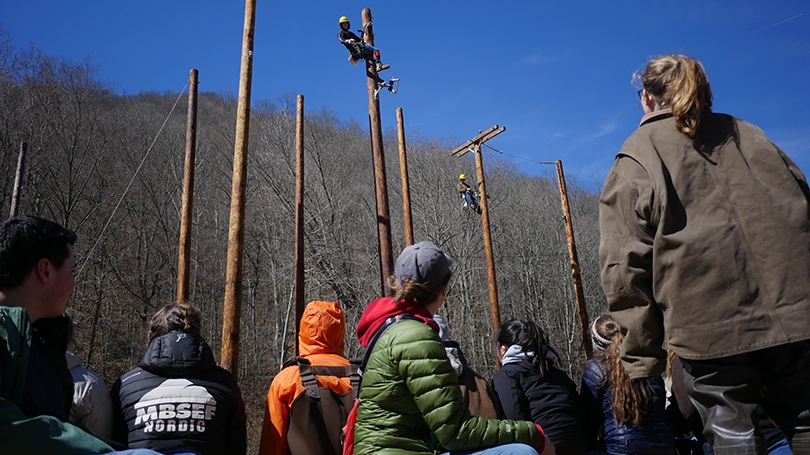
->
[337,16,390,73]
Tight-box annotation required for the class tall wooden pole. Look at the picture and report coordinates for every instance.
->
[221,0,257,376]
[396,108,413,246]
[9,142,27,218]
[177,69,198,304]
[474,144,500,332]
[362,8,394,295]
[450,126,504,334]
[556,160,592,359]
[293,94,305,356]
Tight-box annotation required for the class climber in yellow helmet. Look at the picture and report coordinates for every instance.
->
[338,15,390,73]
[457,174,481,214]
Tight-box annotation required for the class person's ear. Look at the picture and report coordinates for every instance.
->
[35,258,52,283]
[642,89,657,109]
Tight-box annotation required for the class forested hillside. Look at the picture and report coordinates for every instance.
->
[0,32,607,450]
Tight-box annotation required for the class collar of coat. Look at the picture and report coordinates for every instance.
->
[639,108,673,128]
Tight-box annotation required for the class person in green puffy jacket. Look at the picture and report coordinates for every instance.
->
[353,241,555,455]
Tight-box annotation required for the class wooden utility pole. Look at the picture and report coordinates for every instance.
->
[221,0,257,377]
[177,69,198,305]
[396,108,413,246]
[450,125,505,333]
[362,8,394,295]
[555,160,592,359]
[9,142,27,218]
[293,94,305,356]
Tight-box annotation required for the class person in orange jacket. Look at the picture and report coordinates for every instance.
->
[258,300,353,455]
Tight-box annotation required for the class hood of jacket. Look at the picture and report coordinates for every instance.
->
[299,300,346,357]
[65,350,82,370]
[356,297,438,347]
[138,330,215,378]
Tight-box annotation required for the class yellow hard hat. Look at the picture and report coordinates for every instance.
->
[339,16,350,24]
[459,174,467,180]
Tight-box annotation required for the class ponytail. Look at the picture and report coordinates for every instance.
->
[495,318,553,377]
[640,54,713,138]
[593,313,649,426]
[387,274,449,308]
[148,301,203,343]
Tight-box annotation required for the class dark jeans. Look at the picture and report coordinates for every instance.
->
[681,341,810,455]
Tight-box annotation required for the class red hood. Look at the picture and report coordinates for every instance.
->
[356,297,439,347]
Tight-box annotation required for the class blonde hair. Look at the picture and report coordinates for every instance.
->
[593,313,649,426]
[637,54,713,138]
[387,275,448,307]
[148,301,202,343]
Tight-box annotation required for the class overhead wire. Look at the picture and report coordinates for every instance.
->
[77,81,190,278]
[481,142,556,166]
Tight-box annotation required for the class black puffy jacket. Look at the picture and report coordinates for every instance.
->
[111,331,246,455]
[493,357,588,455]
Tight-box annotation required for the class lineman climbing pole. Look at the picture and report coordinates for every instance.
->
[451,125,505,334]
[362,8,394,295]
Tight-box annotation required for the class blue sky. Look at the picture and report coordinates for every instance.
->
[2,1,808,190]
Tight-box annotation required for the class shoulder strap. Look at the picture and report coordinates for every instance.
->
[297,357,320,400]
[357,313,419,388]
[297,357,358,400]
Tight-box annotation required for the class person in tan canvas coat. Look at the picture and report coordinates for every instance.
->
[600,54,810,454]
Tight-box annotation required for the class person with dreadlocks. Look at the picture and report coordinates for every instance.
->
[493,318,587,455]
[581,314,675,455]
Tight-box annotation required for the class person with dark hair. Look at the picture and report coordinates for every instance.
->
[258,300,354,455]
[353,241,554,455]
[493,318,587,455]
[581,314,674,455]
[66,314,114,439]
[600,53,810,454]
[337,15,389,72]
[0,215,161,455]
[111,302,246,455]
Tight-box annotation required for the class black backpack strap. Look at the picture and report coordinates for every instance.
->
[298,358,358,401]
[291,358,358,455]
[349,358,362,399]
[357,313,420,386]
[297,357,321,400]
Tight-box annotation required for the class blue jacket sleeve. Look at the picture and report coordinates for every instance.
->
[580,360,606,450]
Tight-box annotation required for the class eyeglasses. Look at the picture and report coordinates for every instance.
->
[637,88,644,99]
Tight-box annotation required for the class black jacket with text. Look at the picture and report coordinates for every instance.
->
[111,331,246,455]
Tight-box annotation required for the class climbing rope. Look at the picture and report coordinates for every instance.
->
[76,81,190,278]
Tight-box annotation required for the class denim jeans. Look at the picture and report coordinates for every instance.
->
[357,43,380,62]
[439,442,538,455]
